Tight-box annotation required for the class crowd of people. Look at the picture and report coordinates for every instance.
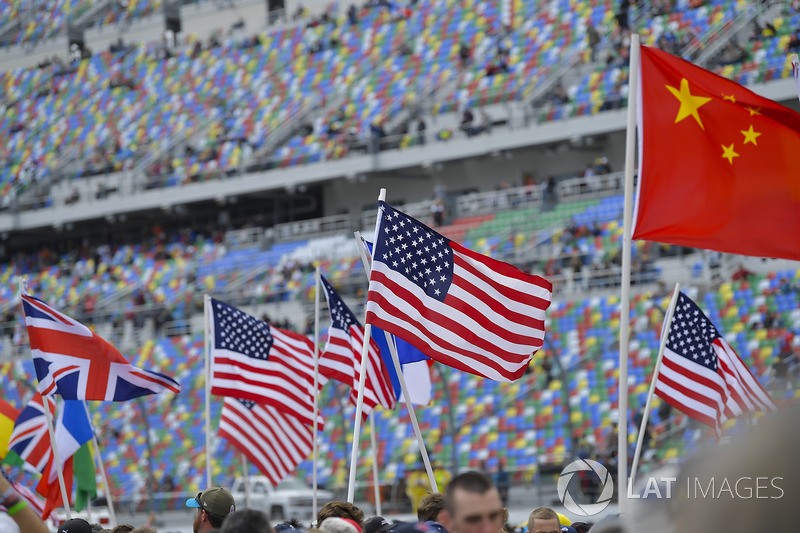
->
[0,470,613,533]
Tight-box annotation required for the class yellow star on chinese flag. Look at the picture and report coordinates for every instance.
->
[745,106,762,116]
[666,78,711,130]
[721,143,739,164]
[741,125,761,146]
[722,93,736,102]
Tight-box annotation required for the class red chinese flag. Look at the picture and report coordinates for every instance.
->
[633,45,800,260]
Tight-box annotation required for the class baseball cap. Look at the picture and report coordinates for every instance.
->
[364,517,394,533]
[57,518,93,533]
[392,522,444,533]
[185,486,236,518]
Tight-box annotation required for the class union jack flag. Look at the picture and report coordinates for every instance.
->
[319,275,396,415]
[5,393,57,474]
[21,291,181,401]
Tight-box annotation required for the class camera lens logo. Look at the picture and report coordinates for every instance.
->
[557,459,614,516]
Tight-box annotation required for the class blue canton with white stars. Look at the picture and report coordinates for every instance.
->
[237,399,256,410]
[321,276,360,332]
[666,293,719,372]
[212,298,273,359]
[373,201,454,303]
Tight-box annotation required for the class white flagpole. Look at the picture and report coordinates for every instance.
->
[346,323,372,503]
[42,398,71,520]
[82,401,118,527]
[353,229,438,494]
[312,265,321,517]
[368,413,382,515]
[618,32,640,514]
[241,454,252,509]
[203,295,213,488]
[629,282,680,489]
[353,232,386,509]
[16,278,71,519]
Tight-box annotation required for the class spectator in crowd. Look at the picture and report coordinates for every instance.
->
[431,198,445,226]
[527,508,560,533]
[220,509,273,533]
[439,471,504,533]
[348,4,359,25]
[494,461,509,507]
[0,471,49,533]
[459,42,471,68]
[417,117,427,145]
[551,84,569,105]
[587,24,601,61]
[719,41,747,66]
[731,263,754,281]
[185,487,236,532]
[417,493,446,523]
[460,109,475,137]
[317,501,365,529]
[788,30,800,51]
[320,517,361,533]
[364,517,394,533]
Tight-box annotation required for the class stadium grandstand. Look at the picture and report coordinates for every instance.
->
[1,0,799,525]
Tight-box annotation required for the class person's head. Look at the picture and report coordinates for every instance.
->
[319,517,361,533]
[527,508,560,533]
[112,526,135,533]
[440,471,503,533]
[58,519,93,533]
[417,493,446,522]
[316,501,364,529]
[186,486,236,532]
[220,509,273,533]
[363,517,394,533]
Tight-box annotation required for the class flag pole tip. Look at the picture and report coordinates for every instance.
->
[378,188,386,201]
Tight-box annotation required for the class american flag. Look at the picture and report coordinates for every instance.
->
[365,201,553,382]
[319,275,396,415]
[20,291,181,401]
[655,291,776,435]
[208,298,324,428]
[218,398,312,487]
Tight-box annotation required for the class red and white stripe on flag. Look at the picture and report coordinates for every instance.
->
[655,292,775,435]
[319,275,396,415]
[219,398,313,487]
[366,202,552,383]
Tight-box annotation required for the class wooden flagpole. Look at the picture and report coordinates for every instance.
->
[17,278,71,519]
[354,206,438,493]
[312,265,321,517]
[629,282,680,489]
[203,295,213,488]
[618,33,641,513]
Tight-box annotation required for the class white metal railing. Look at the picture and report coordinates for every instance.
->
[225,227,265,249]
[273,213,353,242]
